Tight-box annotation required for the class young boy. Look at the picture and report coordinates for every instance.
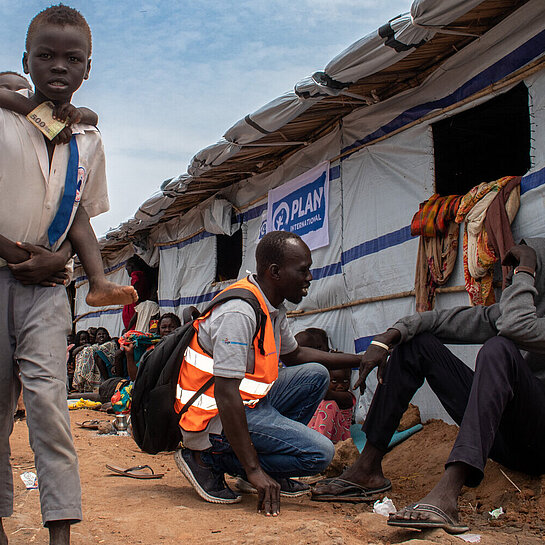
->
[0,55,136,307]
[0,6,126,545]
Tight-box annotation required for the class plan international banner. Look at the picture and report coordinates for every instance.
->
[266,162,330,250]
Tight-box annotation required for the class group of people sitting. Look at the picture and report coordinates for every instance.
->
[68,313,181,396]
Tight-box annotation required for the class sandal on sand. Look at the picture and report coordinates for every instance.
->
[105,464,164,479]
[387,503,469,534]
[311,477,391,502]
[77,420,104,430]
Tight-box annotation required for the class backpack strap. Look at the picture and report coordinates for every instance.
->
[198,288,267,355]
[177,376,215,417]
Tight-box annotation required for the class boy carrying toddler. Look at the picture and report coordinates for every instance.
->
[0,5,133,544]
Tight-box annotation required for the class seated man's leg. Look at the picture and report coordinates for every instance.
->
[389,336,545,533]
[449,336,545,485]
[15,284,82,527]
[313,333,474,500]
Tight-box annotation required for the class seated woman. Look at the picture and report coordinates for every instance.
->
[295,328,356,444]
[72,327,118,392]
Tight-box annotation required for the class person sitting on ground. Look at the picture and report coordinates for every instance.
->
[122,256,152,329]
[174,231,368,516]
[0,70,138,309]
[126,297,160,334]
[296,329,355,444]
[72,326,117,392]
[69,329,91,364]
[101,313,181,413]
[313,240,545,534]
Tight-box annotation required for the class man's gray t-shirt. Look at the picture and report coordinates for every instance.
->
[182,275,298,450]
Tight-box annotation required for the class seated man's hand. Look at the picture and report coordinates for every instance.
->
[246,467,280,516]
[502,244,537,271]
[354,329,401,392]
[8,242,70,287]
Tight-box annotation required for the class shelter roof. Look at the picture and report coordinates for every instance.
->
[100,0,530,258]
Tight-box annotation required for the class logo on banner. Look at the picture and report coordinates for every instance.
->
[258,218,267,240]
[267,162,330,250]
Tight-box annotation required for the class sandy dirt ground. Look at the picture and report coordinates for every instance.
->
[4,411,545,545]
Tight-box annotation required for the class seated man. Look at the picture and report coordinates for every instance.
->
[174,231,366,516]
[312,240,545,533]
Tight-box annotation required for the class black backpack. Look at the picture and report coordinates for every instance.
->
[131,287,267,454]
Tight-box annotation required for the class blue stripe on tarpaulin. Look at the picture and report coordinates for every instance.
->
[342,225,413,266]
[234,165,341,224]
[159,289,222,309]
[341,29,545,158]
[521,167,545,194]
[158,230,214,251]
[74,260,128,285]
[311,261,342,280]
[236,202,267,223]
[74,307,123,321]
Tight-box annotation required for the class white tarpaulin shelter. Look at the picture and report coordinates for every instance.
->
[74,0,545,422]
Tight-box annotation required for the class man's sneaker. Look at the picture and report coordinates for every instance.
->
[174,448,241,504]
[235,476,310,497]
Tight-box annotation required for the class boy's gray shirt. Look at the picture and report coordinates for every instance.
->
[391,238,545,380]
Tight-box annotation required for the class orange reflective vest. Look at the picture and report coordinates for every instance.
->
[175,277,279,432]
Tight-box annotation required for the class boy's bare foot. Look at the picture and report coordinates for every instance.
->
[85,281,138,307]
[48,520,70,545]
[0,518,8,545]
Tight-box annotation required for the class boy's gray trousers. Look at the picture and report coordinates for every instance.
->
[0,268,82,524]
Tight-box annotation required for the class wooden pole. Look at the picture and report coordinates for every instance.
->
[287,285,466,318]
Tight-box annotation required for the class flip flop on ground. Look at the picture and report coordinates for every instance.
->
[77,420,104,430]
[387,503,469,534]
[105,464,164,479]
[310,477,391,502]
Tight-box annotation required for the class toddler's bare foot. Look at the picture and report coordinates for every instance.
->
[86,281,138,307]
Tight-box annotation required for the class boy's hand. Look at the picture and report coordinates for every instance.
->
[8,242,70,286]
[52,126,73,145]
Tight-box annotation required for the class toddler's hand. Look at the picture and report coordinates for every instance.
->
[52,103,82,125]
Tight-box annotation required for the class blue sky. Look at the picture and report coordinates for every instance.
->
[0,0,413,236]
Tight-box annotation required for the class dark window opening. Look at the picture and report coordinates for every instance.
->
[216,229,243,282]
[433,82,531,196]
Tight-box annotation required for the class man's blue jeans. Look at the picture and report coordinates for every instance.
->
[203,363,334,478]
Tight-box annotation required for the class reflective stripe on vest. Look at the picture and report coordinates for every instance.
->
[175,277,279,432]
[176,385,262,410]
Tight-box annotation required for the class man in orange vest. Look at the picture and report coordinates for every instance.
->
[174,231,367,516]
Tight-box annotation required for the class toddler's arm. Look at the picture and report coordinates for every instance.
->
[76,107,98,126]
[0,89,32,116]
